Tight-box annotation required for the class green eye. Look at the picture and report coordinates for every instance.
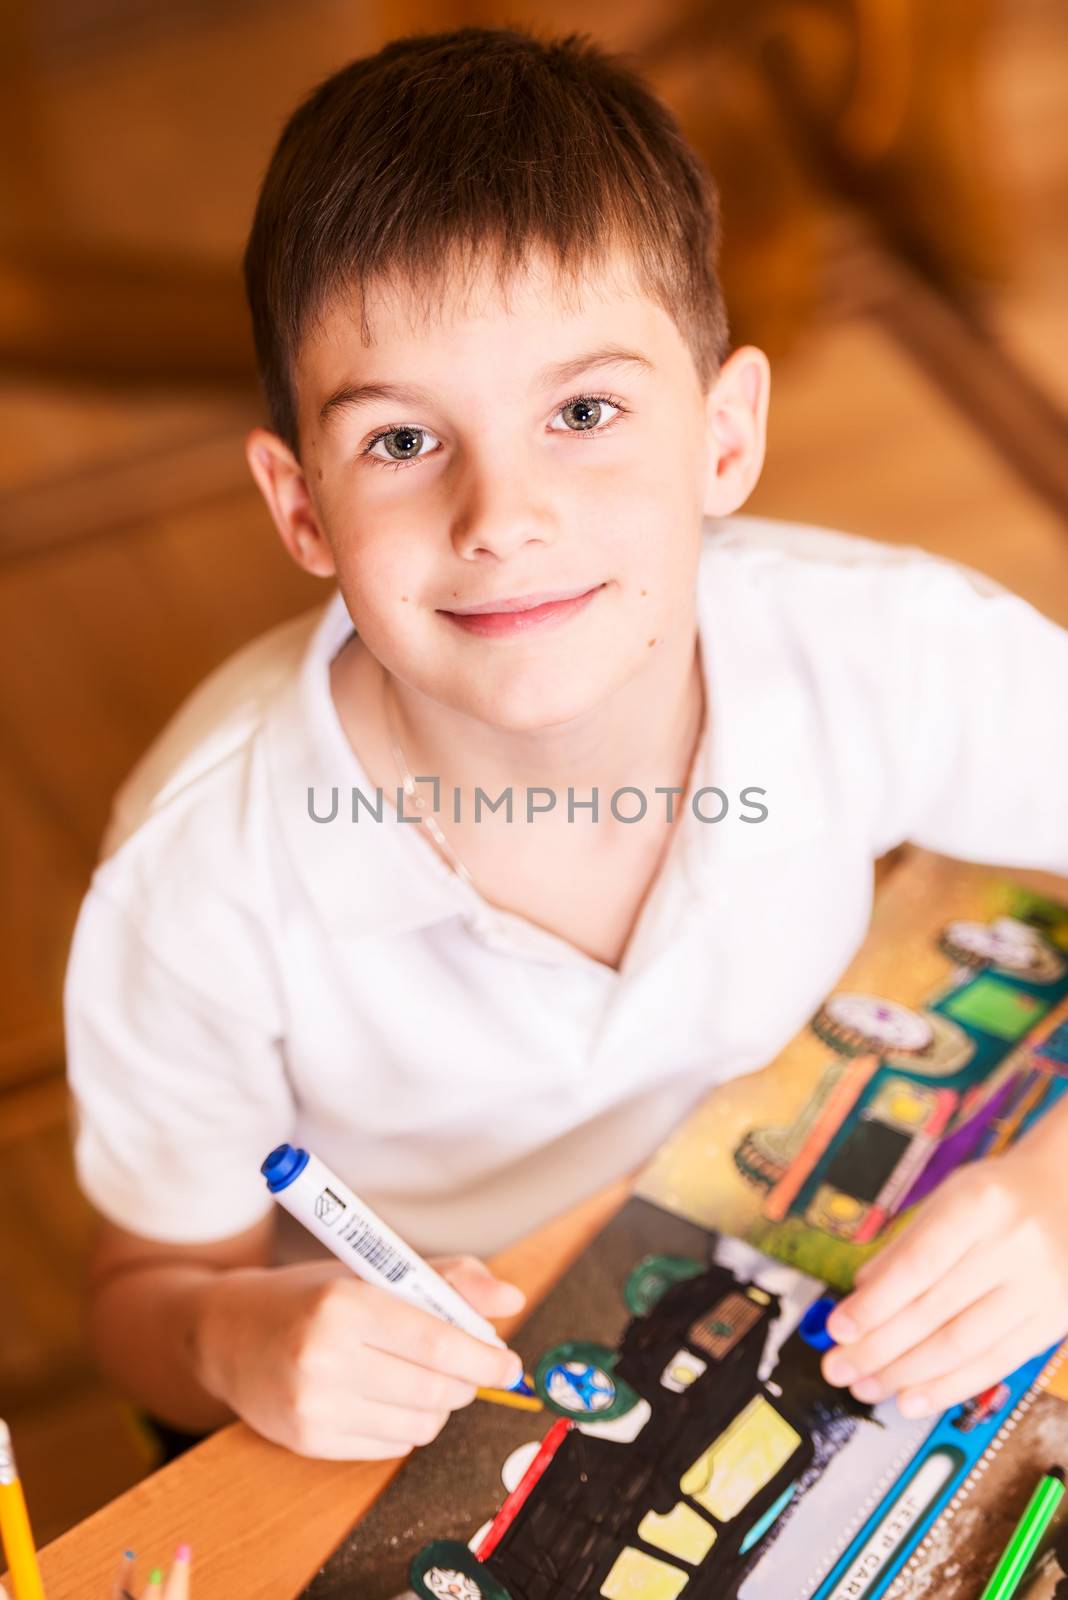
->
[362,390,626,472]
[551,392,623,434]
[364,424,441,470]
[381,426,425,460]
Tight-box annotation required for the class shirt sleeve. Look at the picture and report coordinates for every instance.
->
[63,884,296,1243]
[870,556,1068,873]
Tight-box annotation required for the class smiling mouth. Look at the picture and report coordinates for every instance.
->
[438,584,607,636]
[440,584,604,616]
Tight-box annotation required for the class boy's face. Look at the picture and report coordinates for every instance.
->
[248,246,769,731]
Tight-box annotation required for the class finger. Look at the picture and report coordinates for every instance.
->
[353,1287,524,1390]
[893,1312,1059,1419]
[843,1280,1026,1404]
[297,1391,452,1450]
[435,1255,527,1318]
[822,1240,1005,1388]
[352,1344,478,1413]
[290,1430,417,1462]
[828,1187,986,1344]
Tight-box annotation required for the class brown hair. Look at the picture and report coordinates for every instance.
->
[243,24,730,456]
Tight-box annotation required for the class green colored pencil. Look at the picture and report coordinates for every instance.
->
[979,1464,1065,1600]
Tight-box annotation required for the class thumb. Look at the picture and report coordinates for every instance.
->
[852,1253,879,1286]
[433,1254,527,1318]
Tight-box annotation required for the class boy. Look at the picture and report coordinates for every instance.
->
[64,25,1068,1464]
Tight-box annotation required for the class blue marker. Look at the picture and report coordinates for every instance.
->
[801,1292,885,1427]
[261,1144,533,1395]
[800,1294,840,1352]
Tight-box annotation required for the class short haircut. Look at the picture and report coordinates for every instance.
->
[243,24,731,456]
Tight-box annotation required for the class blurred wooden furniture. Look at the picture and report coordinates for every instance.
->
[0,0,1064,1550]
[4,0,1066,525]
[0,0,1008,381]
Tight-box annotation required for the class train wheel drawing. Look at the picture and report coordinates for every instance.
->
[534,1340,640,1422]
[623,1254,703,1315]
[883,1008,975,1075]
[939,916,1066,982]
[410,1541,512,1600]
[813,994,934,1056]
[734,1124,795,1188]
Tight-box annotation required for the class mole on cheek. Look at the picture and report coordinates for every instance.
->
[647,638,657,647]
[400,595,409,602]
[640,589,648,597]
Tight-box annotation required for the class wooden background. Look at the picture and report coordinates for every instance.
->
[0,0,1064,1542]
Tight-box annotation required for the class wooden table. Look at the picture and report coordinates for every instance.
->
[28,851,1068,1597]
[33,1181,631,1599]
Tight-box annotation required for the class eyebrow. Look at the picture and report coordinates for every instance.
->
[317,345,655,428]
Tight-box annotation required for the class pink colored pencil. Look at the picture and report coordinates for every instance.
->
[162,1545,191,1600]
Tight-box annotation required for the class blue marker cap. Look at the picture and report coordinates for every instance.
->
[262,1142,309,1192]
[799,1295,839,1352]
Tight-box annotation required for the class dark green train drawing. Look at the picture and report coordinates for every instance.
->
[409,1250,876,1600]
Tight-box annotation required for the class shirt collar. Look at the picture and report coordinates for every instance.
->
[264,588,474,941]
[684,522,833,886]
[263,517,832,941]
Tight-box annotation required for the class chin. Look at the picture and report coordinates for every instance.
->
[463,667,614,733]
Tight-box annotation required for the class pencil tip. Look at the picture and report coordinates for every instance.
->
[149,1570,163,1584]
[175,1543,191,1561]
[1049,1465,1065,1483]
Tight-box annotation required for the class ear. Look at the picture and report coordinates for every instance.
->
[700,346,771,518]
[244,426,336,578]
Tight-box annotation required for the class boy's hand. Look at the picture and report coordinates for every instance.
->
[194,1253,526,1459]
[820,1141,1068,1418]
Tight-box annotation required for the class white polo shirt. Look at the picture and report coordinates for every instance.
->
[62,515,1068,1258]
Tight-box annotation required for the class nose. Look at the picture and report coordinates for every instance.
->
[449,444,557,562]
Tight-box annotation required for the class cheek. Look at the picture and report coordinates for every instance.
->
[596,496,703,600]
[333,517,429,603]
[329,547,435,667]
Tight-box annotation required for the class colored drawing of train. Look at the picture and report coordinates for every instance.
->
[406,1232,1053,1600]
[734,913,1068,1247]
[408,1251,877,1600]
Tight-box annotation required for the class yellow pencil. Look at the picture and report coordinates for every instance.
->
[476,1387,544,1413]
[0,1420,45,1600]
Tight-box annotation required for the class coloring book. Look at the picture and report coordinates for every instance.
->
[303,856,1068,1599]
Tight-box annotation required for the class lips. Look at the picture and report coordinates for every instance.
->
[442,584,602,616]
[439,584,605,638]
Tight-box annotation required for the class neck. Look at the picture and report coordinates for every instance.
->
[383,620,706,813]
